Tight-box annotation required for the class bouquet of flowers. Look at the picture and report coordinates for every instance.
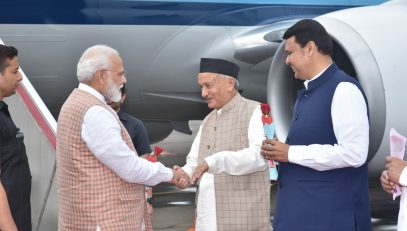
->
[261,103,278,182]
[147,145,164,163]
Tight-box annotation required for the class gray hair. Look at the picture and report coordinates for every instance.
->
[76,45,119,83]
[219,74,239,90]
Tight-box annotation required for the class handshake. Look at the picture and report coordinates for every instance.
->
[169,162,209,189]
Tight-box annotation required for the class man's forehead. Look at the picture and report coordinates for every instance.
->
[111,54,122,63]
[285,38,299,52]
[6,57,20,68]
[285,37,293,46]
[198,72,218,82]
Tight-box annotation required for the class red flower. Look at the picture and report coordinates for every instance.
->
[261,103,273,124]
[262,115,273,124]
[147,155,157,163]
[261,103,270,115]
[155,145,164,156]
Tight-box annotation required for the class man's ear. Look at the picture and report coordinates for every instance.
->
[227,78,236,91]
[96,70,106,84]
[88,70,106,91]
[305,41,317,56]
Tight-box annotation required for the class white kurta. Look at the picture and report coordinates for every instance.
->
[182,105,267,231]
[78,83,173,185]
[183,66,369,230]
[288,65,370,171]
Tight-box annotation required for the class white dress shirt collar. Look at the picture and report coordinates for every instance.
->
[304,63,333,90]
[78,83,105,103]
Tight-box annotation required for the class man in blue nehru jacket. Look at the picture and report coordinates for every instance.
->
[261,19,371,231]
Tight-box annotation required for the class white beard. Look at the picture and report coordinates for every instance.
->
[104,78,122,102]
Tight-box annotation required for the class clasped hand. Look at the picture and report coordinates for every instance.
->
[170,165,191,189]
[381,156,407,195]
[170,161,209,189]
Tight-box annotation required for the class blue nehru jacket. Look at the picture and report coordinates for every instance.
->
[273,63,371,231]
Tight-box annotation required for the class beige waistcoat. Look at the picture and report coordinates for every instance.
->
[56,89,150,231]
[198,93,271,231]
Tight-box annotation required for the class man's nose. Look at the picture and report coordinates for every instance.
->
[201,88,207,98]
[17,71,23,81]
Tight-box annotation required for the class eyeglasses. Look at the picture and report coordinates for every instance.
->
[103,69,127,79]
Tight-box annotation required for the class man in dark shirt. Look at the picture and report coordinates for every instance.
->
[0,44,31,231]
[108,84,152,156]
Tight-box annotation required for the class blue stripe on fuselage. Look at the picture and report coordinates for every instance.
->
[0,0,386,25]
[142,0,385,5]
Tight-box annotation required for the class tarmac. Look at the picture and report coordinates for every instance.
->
[152,182,398,231]
[151,121,399,231]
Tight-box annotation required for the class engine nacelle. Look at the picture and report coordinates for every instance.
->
[267,0,407,176]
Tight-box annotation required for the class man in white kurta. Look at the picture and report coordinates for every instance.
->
[174,58,271,231]
[182,104,267,230]
[56,45,180,230]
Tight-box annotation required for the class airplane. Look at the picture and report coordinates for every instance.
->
[2,0,406,230]
[0,0,386,143]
